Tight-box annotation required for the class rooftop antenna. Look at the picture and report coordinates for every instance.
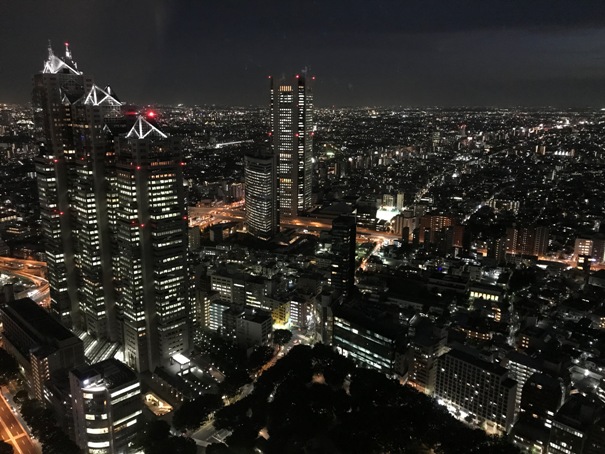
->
[47,40,54,57]
[65,42,71,60]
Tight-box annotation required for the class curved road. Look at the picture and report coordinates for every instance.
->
[0,257,49,306]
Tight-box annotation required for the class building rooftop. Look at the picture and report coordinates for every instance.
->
[446,347,509,378]
[2,297,79,344]
[71,358,137,390]
[334,303,404,341]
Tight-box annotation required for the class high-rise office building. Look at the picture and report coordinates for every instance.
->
[73,84,122,342]
[33,44,190,371]
[330,216,356,302]
[270,73,314,217]
[244,151,279,240]
[34,44,121,339]
[33,43,93,326]
[115,116,190,372]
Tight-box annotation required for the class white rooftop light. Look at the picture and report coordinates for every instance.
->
[172,352,190,365]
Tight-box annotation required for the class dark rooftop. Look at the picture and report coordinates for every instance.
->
[71,358,137,389]
[2,297,78,344]
[446,347,509,378]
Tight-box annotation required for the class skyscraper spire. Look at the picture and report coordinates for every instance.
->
[42,41,81,75]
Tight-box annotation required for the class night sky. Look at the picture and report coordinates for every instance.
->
[2,0,605,107]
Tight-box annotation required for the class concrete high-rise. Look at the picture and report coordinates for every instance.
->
[33,44,190,371]
[34,44,122,339]
[330,216,356,302]
[33,43,93,327]
[270,73,314,217]
[505,225,549,257]
[115,116,190,372]
[244,151,279,240]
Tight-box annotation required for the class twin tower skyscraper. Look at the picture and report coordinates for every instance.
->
[33,43,190,372]
[245,73,314,240]
[34,44,313,371]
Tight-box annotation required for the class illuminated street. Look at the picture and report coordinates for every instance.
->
[0,390,39,454]
[0,257,49,306]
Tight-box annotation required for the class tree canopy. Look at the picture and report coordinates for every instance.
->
[133,420,197,454]
[0,348,19,385]
[173,394,223,432]
[208,343,519,454]
[20,398,81,454]
[272,329,292,346]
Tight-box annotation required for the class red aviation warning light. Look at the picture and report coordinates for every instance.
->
[146,110,156,119]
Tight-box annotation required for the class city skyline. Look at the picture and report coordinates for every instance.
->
[2,6,605,454]
[33,43,191,373]
[1,1,605,107]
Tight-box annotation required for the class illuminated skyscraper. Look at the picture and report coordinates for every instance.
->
[34,44,190,371]
[34,44,122,340]
[33,43,92,327]
[244,151,279,240]
[115,117,190,372]
[270,73,314,217]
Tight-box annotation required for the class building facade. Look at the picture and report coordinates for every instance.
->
[506,225,549,257]
[33,43,93,327]
[244,151,279,240]
[0,297,85,401]
[70,359,142,454]
[435,348,517,435]
[270,73,313,217]
[330,216,356,302]
[115,118,190,372]
[33,44,190,372]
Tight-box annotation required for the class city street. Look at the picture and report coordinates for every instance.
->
[188,206,401,242]
[0,391,39,454]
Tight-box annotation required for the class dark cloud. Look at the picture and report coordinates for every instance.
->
[1,1,604,106]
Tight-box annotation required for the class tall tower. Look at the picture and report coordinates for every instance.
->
[116,116,190,372]
[244,151,279,240]
[270,73,314,217]
[34,44,122,340]
[34,44,190,371]
[330,216,357,302]
[33,43,93,326]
